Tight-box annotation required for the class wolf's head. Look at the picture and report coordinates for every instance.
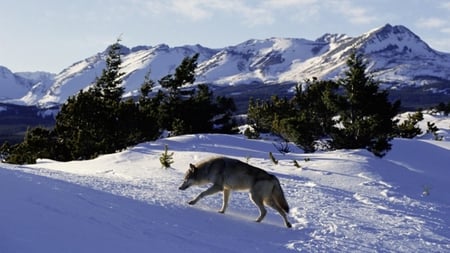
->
[178,163,199,190]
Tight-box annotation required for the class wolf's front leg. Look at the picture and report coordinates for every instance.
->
[218,189,231,213]
[188,184,223,205]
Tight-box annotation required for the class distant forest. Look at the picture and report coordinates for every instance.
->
[0,103,56,144]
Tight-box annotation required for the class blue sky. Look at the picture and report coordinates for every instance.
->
[1,0,450,73]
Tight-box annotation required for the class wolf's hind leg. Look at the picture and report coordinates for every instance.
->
[267,199,292,228]
[189,184,222,205]
[250,193,267,222]
[219,189,231,213]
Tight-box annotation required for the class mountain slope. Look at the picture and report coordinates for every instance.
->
[1,24,449,108]
[0,66,34,100]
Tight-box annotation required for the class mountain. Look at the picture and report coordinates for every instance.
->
[1,24,449,109]
[0,66,35,100]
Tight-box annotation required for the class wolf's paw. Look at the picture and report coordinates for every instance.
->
[188,200,196,205]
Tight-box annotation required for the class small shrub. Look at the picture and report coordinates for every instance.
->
[159,144,174,169]
[293,160,301,168]
[426,122,443,141]
[396,111,423,138]
[244,127,260,139]
[273,141,291,154]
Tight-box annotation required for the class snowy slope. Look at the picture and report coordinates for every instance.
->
[0,66,34,100]
[1,115,449,252]
[28,44,218,106]
[8,71,56,106]
[1,24,449,107]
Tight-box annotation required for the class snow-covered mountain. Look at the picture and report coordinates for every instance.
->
[1,24,449,108]
[0,66,36,101]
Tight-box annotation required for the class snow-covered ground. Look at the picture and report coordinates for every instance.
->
[1,114,449,252]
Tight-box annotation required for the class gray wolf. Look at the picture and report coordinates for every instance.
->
[179,156,292,228]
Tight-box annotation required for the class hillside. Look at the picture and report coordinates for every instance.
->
[0,24,449,109]
[1,114,449,252]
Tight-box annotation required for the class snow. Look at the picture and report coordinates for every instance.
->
[1,115,450,252]
[0,66,31,100]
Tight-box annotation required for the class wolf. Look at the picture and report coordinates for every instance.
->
[179,156,292,228]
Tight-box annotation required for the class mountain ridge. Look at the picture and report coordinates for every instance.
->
[1,24,449,108]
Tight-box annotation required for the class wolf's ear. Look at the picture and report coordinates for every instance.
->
[189,163,196,171]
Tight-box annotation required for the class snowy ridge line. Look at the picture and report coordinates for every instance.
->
[1,24,450,107]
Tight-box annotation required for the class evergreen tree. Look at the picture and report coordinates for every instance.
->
[330,52,400,157]
[137,71,162,141]
[3,127,61,164]
[247,95,293,135]
[426,121,442,141]
[155,53,236,135]
[159,144,174,169]
[247,98,270,134]
[184,84,215,134]
[55,91,110,160]
[156,54,199,133]
[278,79,338,152]
[91,39,125,102]
[396,111,423,138]
[214,95,237,133]
[0,141,11,162]
[434,102,450,116]
[54,39,127,160]
[159,53,199,99]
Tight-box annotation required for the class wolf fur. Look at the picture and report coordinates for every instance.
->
[179,156,292,228]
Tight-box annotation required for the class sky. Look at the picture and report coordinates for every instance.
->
[1,0,450,73]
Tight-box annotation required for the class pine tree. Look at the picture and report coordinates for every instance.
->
[92,39,125,102]
[54,39,127,160]
[396,111,423,138]
[159,144,174,169]
[278,79,338,152]
[426,121,442,140]
[214,95,237,133]
[159,53,199,99]
[0,141,11,162]
[330,52,400,157]
[155,53,236,135]
[247,96,293,134]
[137,70,161,142]
[157,54,199,133]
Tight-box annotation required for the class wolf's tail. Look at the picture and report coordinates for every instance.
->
[272,177,290,213]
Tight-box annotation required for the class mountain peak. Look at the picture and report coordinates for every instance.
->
[315,33,349,43]
[369,23,419,40]
[359,23,435,57]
